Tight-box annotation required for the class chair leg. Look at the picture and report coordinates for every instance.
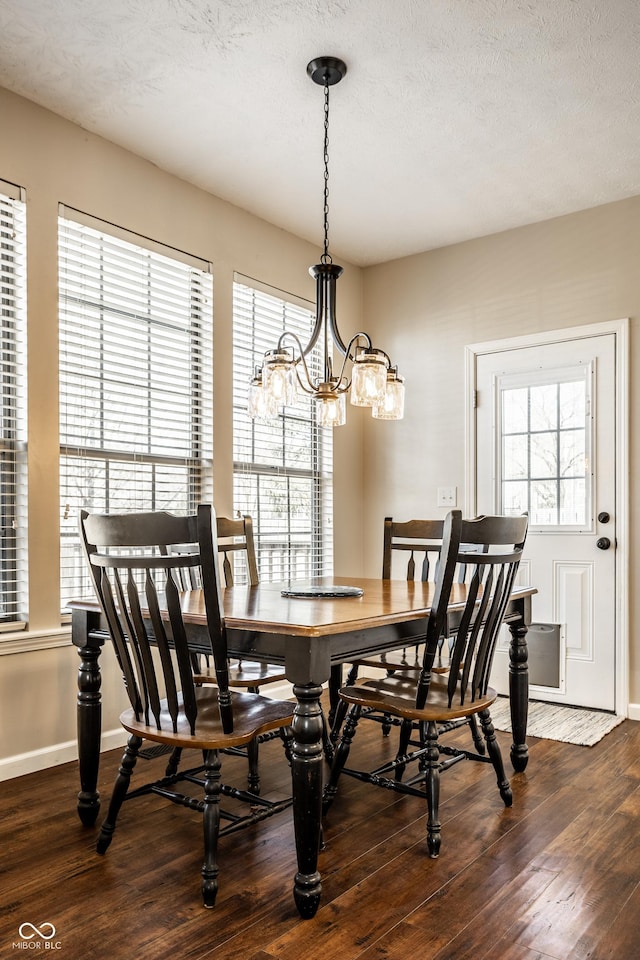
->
[246,737,261,794]
[328,664,343,727]
[479,709,512,806]
[201,749,222,909]
[329,696,349,747]
[280,724,294,764]
[165,747,183,777]
[322,704,361,815]
[97,734,142,854]
[468,714,486,755]
[424,720,441,858]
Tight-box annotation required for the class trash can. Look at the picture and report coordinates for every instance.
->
[527,623,560,688]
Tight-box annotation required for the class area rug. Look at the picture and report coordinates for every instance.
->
[490,696,625,746]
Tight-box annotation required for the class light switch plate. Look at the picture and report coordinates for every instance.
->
[437,486,457,507]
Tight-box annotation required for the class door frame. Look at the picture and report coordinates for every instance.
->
[464,318,629,717]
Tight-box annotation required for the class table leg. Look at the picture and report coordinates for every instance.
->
[290,682,324,919]
[73,617,104,826]
[507,614,529,772]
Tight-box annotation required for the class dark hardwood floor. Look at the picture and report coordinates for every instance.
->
[1,700,639,960]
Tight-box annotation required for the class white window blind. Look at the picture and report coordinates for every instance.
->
[232,277,333,582]
[59,211,213,610]
[0,183,27,625]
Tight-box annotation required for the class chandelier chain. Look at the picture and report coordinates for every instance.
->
[322,80,331,264]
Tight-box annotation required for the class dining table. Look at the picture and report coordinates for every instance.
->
[70,575,535,920]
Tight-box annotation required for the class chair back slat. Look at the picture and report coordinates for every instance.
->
[98,565,143,718]
[165,567,200,734]
[80,504,232,737]
[141,568,181,727]
[198,505,233,732]
[415,510,463,710]
[126,570,161,727]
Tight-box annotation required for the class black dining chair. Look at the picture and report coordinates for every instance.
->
[323,511,528,859]
[330,516,486,753]
[79,503,294,908]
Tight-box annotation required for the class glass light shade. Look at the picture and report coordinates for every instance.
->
[373,374,405,420]
[248,378,279,420]
[263,351,297,407]
[350,352,388,407]
[316,391,346,427]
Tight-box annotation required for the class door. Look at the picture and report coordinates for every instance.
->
[473,330,620,711]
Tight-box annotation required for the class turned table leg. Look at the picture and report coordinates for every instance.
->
[507,611,529,773]
[290,682,324,919]
[72,610,105,826]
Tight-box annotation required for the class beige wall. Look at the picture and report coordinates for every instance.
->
[0,87,366,777]
[362,198,639,706]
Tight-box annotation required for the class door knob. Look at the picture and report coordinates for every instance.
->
[597,512,610,524]
[596,537,611,550]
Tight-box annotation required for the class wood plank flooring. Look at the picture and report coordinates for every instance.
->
[1,702,638,960]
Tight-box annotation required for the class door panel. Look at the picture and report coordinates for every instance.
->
[476,333,616,710]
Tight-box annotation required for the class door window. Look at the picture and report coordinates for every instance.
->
[499,366,591,529]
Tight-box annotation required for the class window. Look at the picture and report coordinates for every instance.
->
[232,278,333,582]
[59,210,213,609]
[499,367,590,527]
[0,183,27,625]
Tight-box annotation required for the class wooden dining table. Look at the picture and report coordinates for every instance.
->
[70,575,535,920]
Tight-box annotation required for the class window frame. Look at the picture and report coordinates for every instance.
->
[0,181,27,628]
[58,208,213,611]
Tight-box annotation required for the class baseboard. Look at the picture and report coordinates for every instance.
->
[0,728,127,783]
[0,685,297,782]
[627,702,640,722]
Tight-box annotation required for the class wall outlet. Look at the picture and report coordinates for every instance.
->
[437,486,457,507]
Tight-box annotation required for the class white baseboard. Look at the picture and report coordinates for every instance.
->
[627,702,640,722]
[0,728,127,783]
[0,684,297,782]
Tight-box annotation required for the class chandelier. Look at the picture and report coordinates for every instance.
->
[248,56,405,428]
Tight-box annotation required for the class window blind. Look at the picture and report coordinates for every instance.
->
[232,277,333,583]
[0,183,27,625]
[58,212,213,610]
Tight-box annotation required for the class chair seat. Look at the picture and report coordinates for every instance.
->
[350,654,450,675]
[338,674,497,723]
[121,687,294,751]
[227,660,287,687]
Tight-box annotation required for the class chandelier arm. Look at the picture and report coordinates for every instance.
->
[343,331,374,363]
[274,331,316,392]
[332,333,367,386]
[294,370,318,395]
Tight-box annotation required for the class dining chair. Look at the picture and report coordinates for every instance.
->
[330,517,485,752]
[323,511,528,859]
[79,504,294,908]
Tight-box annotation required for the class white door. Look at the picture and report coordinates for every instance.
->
[474,331,620,711]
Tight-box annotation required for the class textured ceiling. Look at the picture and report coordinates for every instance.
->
[1,0,639,266]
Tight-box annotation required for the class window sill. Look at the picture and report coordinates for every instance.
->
[0,627,72,655]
